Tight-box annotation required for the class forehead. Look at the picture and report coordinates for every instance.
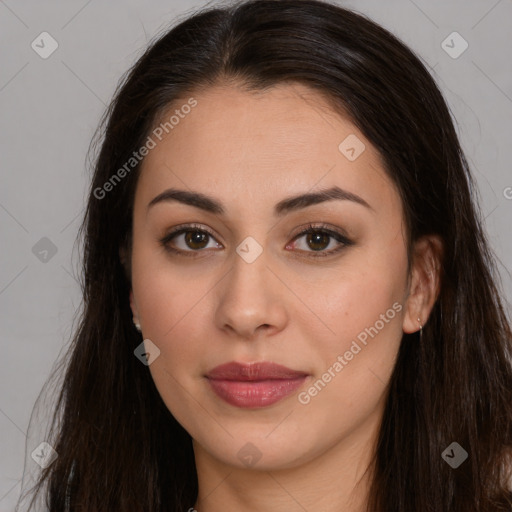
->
[135,82,400,221]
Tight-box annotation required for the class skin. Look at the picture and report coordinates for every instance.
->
[127,82,442,512]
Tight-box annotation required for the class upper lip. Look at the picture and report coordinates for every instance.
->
[206,361,309,381]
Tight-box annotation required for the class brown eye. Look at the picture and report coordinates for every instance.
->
[159,225,222,256]
[183,230,210,250]
[289,224,354,258]
[305,231,331,251]
[160,223,353,259]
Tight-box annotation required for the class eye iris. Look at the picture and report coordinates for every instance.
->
[307,232,329,251]
[185,231,208,249]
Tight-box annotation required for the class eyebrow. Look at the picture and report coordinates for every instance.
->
[146,185,373,216]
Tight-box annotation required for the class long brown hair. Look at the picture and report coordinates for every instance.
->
[16,0,512,510]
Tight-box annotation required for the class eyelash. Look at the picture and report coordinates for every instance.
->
[159,223,354,259]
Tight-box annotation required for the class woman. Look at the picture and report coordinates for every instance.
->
[16,0,512,510]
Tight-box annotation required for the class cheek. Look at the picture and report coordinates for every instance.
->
[132,237,200,333]
[315,244,408,354]
[130,243,214,376]
[300,252,407,431]
[130,251,209,417]
[297,259,406,432]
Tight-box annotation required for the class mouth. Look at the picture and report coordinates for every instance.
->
[205,361,310,408]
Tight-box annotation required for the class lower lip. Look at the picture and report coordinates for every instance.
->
[207,376,308,408]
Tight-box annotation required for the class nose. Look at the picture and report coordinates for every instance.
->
[213,248,288,341]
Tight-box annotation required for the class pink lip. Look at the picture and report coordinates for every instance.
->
[206,361,309,408]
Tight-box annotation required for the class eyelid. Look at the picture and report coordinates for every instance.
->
[165,222,219,240]
[289,222,351,241]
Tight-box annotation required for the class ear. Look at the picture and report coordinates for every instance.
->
[402,235,443,334]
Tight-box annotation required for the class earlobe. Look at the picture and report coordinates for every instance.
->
[402,235,443,335]
[129,290,142,333]
[402,276,425,334]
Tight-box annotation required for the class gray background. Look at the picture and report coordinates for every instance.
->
[1,0,511,509]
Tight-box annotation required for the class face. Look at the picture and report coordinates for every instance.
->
[128,82,420,471]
